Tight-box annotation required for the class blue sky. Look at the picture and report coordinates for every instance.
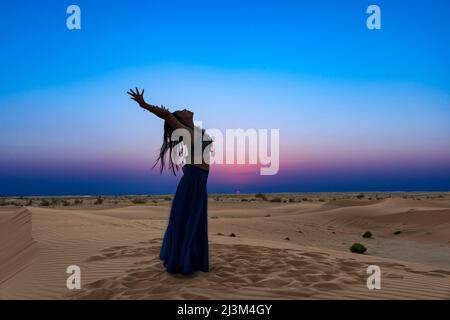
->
[1,0,449,94]
[1,0,449,195]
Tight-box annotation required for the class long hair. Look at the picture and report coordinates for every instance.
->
[153,113,184,175]
[153,113,213,175]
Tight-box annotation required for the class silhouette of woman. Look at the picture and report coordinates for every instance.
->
[128,88,212,275]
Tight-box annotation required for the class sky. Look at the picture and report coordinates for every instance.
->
[0,0,450,195]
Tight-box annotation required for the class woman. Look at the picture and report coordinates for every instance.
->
[127,88,212,275]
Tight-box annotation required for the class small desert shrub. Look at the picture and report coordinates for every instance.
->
[288,198,296,203]
[356,194,365,199]
[132,198,147,204]
[0,199,7,206]
[350,243,367,254]
[302,198,308,201]
[362,231,372,238]
[241,198,249,202]
[51,198,59,206]
[270,197,282,203]
[62,200,70,206]
[255,193,268,201]
[74,199,83,205]
[393,230,402,235]
[164,196,172,201]
[40,199,50,207]
[94,197,104,205]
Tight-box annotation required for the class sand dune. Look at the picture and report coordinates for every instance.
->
[70,240,450,300]
[0,193,449,299]
[0,208,37,285]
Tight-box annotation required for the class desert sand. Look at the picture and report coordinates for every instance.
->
[0,192,449,299]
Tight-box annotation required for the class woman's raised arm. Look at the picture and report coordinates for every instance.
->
[127,87,188,131]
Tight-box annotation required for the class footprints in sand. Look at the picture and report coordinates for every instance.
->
[68,238,450,299]
[69,241,390,299]
[86,239,163,262]
[216,232,236,237]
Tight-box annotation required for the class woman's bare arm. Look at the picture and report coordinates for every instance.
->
[127,88,188,131]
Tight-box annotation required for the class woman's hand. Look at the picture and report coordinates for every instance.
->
[127,88,174,121]
[127,88,188,131]
[127,87,147,107]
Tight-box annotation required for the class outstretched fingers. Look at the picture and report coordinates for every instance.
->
[127,87,146,106]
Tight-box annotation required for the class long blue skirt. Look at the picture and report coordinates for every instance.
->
[159,164,209,275]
